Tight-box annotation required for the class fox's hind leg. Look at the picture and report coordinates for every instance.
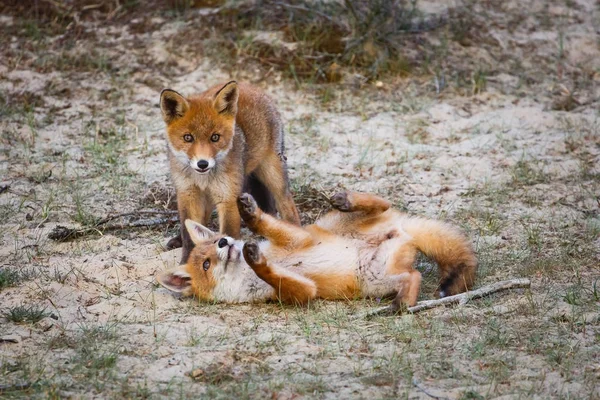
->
[360,240,420,309]
[331,191,391,216]
[243,242,317,305]
[252,152,301,225]
[318,191,393,237]
[384,242,422,307]
[244,173,277,215]
[238,193,312,249]
[360,270,411,305]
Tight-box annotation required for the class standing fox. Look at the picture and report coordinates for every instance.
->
[160,81,300,263]
[157,191,477,308]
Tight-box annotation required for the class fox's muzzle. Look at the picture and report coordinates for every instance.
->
[190,158,215,174]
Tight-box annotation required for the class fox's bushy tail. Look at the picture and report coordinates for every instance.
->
[402,217,477,297]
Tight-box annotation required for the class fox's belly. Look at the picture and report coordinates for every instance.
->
[307,271,360,299]
[265,240,362,300]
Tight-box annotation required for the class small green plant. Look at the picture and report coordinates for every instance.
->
[4,304,48,324]
[405,119,430,144]
[523,222,542,250]
[54,323,122,386]
[0,268,22,290]
[483,318,511,347]
[27,168,52,184]
[77,350,118,372]
[471,69,487,94]
[460,390,485,400]
[563,285,582,306]
[186,326,207,347]
[72,187,98,227]
[82,122,139,197]
[511,158,549,186]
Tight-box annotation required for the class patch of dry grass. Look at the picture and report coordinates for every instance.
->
[158,0,455,84]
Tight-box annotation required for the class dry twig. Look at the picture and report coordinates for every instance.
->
[412,377,451,400]
[0,382,32,392]
[362,278,531,318]
[48,210,178,242]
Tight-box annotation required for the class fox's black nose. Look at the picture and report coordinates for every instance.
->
[218,238,228,248]
[197,160,209,170]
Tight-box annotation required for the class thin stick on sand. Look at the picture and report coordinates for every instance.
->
[363,278,531,318]
[48,210,178,242]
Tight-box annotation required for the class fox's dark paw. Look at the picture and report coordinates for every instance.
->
[166,234,182,249]
[391,296,409,315]
[243,242,265,266]
[237,193,259,221]
[330,192,352,212]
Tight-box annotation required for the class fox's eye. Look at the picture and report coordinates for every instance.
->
[210,133,220,142]
[183,134,194,143]
[203,259,210,271]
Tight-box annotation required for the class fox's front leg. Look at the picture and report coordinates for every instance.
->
[176,186,211,264]
[331,191,391,216]
[216,201,241,239]
[243,242,317,305]
[238,193,312,249]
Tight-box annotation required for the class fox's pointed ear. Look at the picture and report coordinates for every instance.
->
[160,89,189,124]
[213,81,238,115]
[185,219,215,245]
[157,266,193,295]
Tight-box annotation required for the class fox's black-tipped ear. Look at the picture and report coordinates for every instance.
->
[157,267,192,295]
[160,89,189,124]
[213,81,238,115]
[185,220,215,245]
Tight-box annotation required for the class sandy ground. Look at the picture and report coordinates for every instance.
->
[1,0,599,398]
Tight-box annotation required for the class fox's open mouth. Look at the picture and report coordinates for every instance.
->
[194,167,211,174]
[223,245,240,270]
[227,246,234,259]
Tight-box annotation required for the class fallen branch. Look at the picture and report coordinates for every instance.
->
[275,2,336,23]
[363,278,531,318]
[93,210,177,226]
[0,335,20,343]
[48,211,178,242]
[412,377,450,400]
[0,382,32,392]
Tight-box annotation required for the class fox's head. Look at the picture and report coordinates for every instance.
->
[157,220,245,300]
[160,81,239,175]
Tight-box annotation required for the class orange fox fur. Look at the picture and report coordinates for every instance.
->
[160,81,300,263]
[157,191,477,308]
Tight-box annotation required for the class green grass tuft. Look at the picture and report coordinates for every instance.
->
[0,268,23,291]
[4,304,48,324]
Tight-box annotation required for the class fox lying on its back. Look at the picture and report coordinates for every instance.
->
[158,191,477,307]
